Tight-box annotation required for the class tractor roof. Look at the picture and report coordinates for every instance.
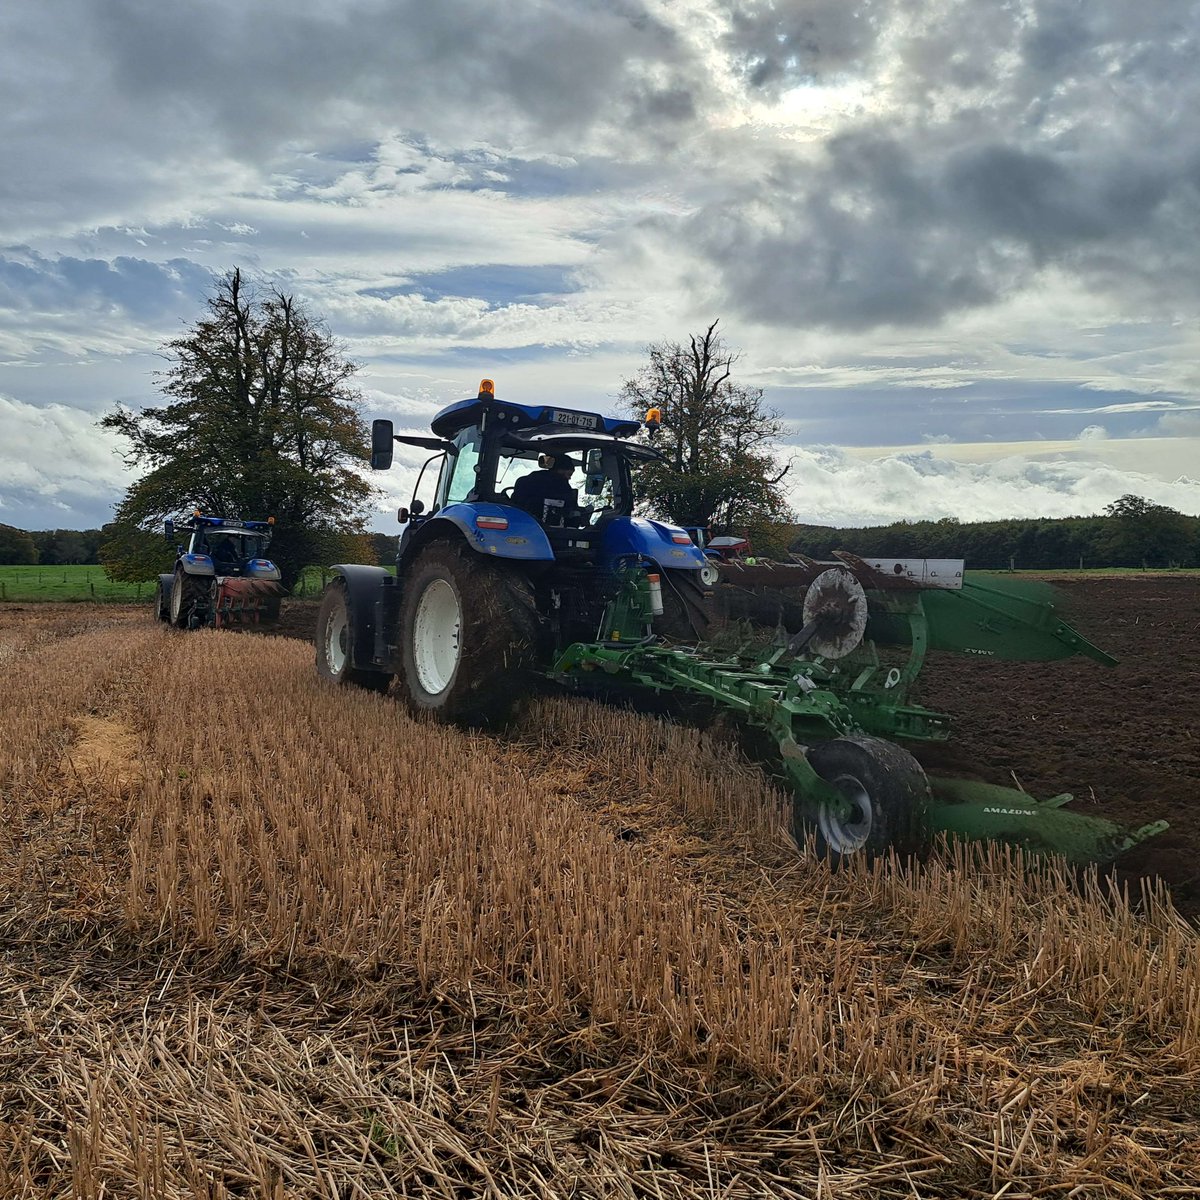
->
[182,515,274,531]
[431,396,642,441]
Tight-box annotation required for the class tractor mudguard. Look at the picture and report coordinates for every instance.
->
[601,517,709,571]
[178,552,216,577]
[329,564,397,671]
[400,504,554,563]
[157,572,176,596]
[242,558,283,582]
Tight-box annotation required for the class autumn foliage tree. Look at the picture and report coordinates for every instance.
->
[100,269,375,585]
[619,322,792,545]
[1101,494,1193,568]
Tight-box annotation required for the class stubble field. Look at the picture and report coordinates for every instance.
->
[0,579,1198,1197]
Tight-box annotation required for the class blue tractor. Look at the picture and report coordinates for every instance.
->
[315,379,718,721]
[155,513,285,630]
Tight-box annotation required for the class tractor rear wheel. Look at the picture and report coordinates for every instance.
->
[656,569,715,642]
[169,568,208,629]
[315,580,392,693]
[399,540,540,724]
[796,734,931,866]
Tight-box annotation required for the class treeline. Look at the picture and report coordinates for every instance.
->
[0,521,396,576]
[789,497,1199,570]
[0,526,105,566]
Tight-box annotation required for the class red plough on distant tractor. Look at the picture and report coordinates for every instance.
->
[154,513,286,630]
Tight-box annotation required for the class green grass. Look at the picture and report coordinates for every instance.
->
[0,565,148,602]
[0,562,395,603]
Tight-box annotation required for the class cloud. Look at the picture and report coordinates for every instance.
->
[722,0,885,92]
[786,443,1200,526]
[0,396,130,527]
[2,0,711,239]
[667,1,1200,330]
[3,0,1200,534]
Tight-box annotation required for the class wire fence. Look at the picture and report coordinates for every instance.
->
[0,566,144,603]
[0,565,396,603]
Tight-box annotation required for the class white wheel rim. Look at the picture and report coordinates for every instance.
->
[170,580,182,622]
[817,773,873,855]
[325,604,349,675]
[413,578,461,696]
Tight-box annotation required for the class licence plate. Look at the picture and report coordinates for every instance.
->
[552,410,598,430]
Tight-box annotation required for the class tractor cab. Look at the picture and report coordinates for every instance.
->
[173,515,276,577]
[371,379,703,576]
[425,383,656,526]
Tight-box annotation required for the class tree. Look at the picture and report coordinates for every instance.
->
[1101,494,1193,568]
[619,321,793,538]
[0,524,38,565]
[97,522,175,584]
[101,269,375,585]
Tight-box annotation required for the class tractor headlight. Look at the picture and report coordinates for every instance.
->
[700,563,720,587]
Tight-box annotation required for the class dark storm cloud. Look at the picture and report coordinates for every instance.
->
[698,0,1200,330]
[88,0,701,154]
[722,0,884,92]
[0,0,708,233]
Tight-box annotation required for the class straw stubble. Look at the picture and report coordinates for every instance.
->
[0,606,1197,1197]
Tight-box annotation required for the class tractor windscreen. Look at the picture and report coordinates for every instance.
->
[496,448,616,525]
[199,530,267,565]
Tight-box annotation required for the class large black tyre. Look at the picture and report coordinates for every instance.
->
[399,540,541,724]
[315,580,393,693]
[169,568,208,629]
[795,734,932,866]
[656,569,715,642]
[154,577,172,623]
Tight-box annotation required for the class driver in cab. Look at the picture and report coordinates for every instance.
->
[511,454,580,524]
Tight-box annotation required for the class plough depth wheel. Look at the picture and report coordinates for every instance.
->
[799,735,932,866]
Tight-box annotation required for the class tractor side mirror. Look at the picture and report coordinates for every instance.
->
[164,519,174,543]
[370,419,394,471]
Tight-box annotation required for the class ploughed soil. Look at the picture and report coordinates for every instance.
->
[913,575,1200,913]
[270,578,1200,911]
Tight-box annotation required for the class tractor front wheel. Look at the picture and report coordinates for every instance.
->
[169,569,208,629]
[796,734,931,866]
[315,580,392,693]
[399,541,540,724]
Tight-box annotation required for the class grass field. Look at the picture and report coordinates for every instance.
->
[1,603,1198,1197]
[0,563,384,602]
[0,563,146,601]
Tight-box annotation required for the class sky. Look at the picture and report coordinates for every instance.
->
[2,0,1200,533]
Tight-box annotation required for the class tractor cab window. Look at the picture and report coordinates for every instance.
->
[497,447,621,527]
[443,430,481,505]
[208,534,243,568]
[192,529,266,566]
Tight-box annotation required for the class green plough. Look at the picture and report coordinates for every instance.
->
[553,556,1166,865]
